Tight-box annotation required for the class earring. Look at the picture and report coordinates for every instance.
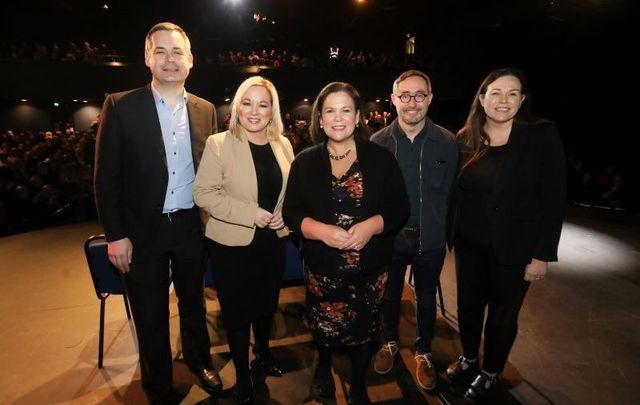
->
[356,122,359,127]
[320,124,323,129]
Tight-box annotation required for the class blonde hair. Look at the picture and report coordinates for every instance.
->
[145,22,191,54]
[229,76,284,140]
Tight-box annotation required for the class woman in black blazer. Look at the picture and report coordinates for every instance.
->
[283,82,409,404]
[445,68,566,401]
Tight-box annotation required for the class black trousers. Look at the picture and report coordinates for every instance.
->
[381,231,445,353]
[124,208,211,403]
[454,238,530,374]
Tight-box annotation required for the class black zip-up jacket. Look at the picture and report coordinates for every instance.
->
[371,118,458,251]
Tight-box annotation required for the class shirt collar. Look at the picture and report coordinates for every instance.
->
[150,83,188,107]
[391,117,434,142]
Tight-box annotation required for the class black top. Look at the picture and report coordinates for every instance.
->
[283,139,410,273]
[455,144,508,246]
[249,141,282,213]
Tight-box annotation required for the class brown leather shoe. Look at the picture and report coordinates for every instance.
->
[197,367,223,393]
[415,353,436,390]
[373,341,398,375]
[446,356,478,381]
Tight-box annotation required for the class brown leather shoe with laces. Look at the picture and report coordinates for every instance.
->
[373,341,398,375]
[415,353,437,390]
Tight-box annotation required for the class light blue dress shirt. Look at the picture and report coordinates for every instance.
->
[151,85,196,213]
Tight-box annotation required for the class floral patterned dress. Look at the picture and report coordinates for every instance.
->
[304,160,388,347]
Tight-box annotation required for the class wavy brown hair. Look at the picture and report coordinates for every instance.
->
[457,67,534,171]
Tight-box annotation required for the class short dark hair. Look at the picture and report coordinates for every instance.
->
[393,69,432,94]
[145,22,191,53]
[309,82,371,144]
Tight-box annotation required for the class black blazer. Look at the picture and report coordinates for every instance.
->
[448,121,566,265]
[94,85,217,260]
[283,139,409,273]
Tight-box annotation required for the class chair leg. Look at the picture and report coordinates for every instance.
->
[408,266,414,287]
[99,298,105,368]
[123,293,131,320]
[436,279,446,318]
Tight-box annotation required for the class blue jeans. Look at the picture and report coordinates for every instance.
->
[381,231,445,353]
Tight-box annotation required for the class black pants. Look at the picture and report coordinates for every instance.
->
[454,239,530,374]
[381,231,445,353]
[124,209,211,403]
[227,315,274,390]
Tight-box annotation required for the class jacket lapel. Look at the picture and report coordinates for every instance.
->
[140,85,167,168]
[186,95,203,167]
[270,139,290,211]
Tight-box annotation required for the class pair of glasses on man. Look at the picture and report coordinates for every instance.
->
[395,93,429,103]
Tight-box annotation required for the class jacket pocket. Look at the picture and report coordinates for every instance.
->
[427,160,447,188]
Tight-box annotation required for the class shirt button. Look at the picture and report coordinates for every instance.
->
[171,191,174,194]
[172,171,175,175]
[174,152,177,155]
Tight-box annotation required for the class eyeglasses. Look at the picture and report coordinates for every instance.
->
[395,92,428,103]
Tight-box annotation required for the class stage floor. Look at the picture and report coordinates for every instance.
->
[0,206,638,404]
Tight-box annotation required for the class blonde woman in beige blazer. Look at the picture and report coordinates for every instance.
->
[193,76,294,404]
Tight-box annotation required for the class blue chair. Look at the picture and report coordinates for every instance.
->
[282,235,304,285]
[84,234,132,368]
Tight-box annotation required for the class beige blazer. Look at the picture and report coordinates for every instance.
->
[193,130,294,246]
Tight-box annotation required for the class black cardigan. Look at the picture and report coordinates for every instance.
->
[283,139,410,273]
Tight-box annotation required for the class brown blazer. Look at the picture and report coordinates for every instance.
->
[193,130,294,246]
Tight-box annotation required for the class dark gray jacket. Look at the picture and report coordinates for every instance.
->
[371,118,458,250]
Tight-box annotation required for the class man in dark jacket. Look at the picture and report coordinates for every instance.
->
[94,22,221,404]
[370,70,458,391]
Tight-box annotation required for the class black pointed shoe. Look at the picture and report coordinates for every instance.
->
[197,367,223,393]
[252,348,283,377]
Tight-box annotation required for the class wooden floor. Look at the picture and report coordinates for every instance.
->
[1,205,639,404]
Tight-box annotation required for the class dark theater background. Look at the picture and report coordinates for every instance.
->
[1,1,639,405]
[2,0,638,222]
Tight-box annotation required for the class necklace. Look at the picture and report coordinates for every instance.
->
[328,148,351,160]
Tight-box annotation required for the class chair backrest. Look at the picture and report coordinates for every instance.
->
[84,234,126,299]
[282,236,304,282]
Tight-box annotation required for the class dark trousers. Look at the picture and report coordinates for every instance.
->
[454,239,530,374]
[227,315,274,390]
[124,209,211,403]
[381,231,445,353]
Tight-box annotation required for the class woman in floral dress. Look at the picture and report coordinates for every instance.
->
[283,82,409,404]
